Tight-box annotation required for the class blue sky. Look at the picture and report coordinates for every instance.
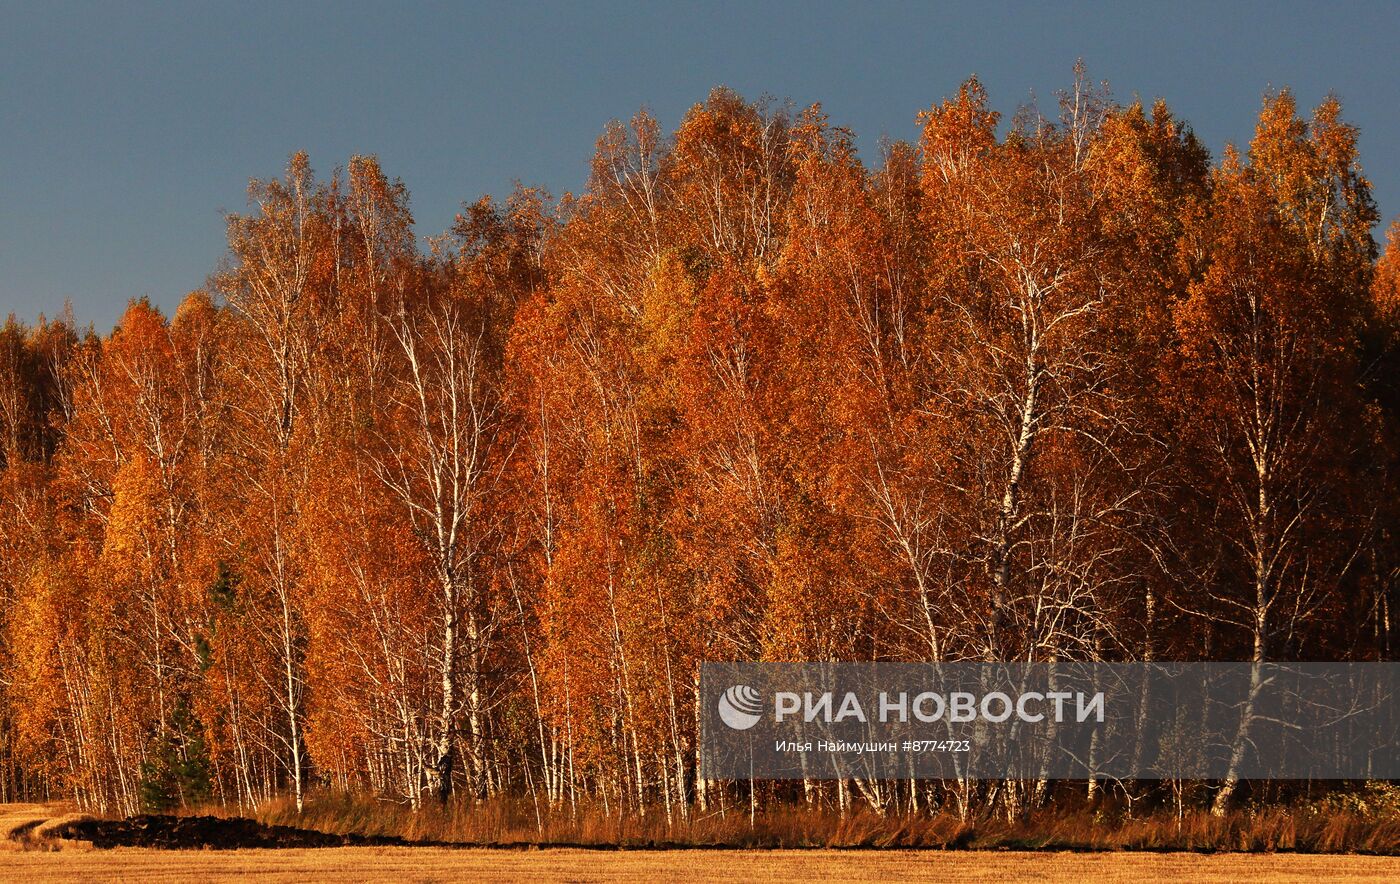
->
[4,1,1399,330]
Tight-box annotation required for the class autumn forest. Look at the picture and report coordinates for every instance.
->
[2,69,1399,821]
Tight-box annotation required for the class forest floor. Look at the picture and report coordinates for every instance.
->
[4,804,1400,881]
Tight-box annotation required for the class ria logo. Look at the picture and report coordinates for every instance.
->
[718,684,764,730]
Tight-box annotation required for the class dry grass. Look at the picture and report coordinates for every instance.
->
[0,802,91,852]
[5,798,1400,881]
[1,846,1399,882]
[234,792,1400,854]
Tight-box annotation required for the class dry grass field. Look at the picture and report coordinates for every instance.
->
[6,803,1400,881]
[2,846,1400,882]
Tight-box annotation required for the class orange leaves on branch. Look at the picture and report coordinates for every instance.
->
[1,73,1398,812]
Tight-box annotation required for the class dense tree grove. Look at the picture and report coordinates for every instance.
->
[2,70,1397,818]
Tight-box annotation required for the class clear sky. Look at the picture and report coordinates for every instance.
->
[4,1,1399,330]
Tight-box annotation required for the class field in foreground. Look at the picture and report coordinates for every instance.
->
[3,846,1400,882]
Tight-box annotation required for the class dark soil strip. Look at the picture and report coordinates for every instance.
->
[7,819,42,840]
[50,815,421,850]
[42,814,1400,855]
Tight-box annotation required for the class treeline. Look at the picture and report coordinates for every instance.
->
[2,67,1399,819]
